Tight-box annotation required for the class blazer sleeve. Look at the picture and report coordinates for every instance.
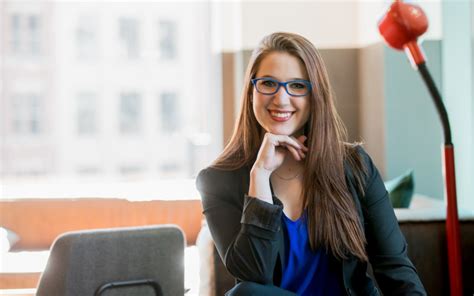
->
[196,167,283,284]
[358,147,427,295]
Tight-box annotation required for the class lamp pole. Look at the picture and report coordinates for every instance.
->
[377,1,463,295]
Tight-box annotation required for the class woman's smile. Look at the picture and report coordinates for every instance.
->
[268,109,295,122]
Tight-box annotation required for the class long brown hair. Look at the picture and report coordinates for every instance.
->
[212,32,369,262]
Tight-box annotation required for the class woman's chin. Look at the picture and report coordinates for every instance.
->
[265,127,295,136]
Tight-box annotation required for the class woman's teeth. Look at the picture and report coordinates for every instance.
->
[270,111,292,118]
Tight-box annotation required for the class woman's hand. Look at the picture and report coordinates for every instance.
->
[252,133,308,175]
[248,133,307,203]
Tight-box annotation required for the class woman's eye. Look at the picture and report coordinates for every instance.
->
[262,80,277,87]
[289,82,306,89]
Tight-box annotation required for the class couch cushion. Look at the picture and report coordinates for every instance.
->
[385,169,414,208]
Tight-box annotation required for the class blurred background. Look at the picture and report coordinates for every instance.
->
[0,0,472,211]
[0,1,473,295]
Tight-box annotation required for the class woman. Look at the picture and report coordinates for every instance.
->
[196,32,426,296]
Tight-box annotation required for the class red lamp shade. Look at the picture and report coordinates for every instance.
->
[378,1,428,66]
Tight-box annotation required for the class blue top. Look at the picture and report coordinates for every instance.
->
[280,211,342,296]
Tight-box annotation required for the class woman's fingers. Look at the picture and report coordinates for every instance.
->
[288,136,307,160]
[273,135,306,151]
[295,145,306,159]
[281,142,306,161]
[284,144,302,161]
[291,135,309,152]
[299,148,306,159]
[263,133,308,163]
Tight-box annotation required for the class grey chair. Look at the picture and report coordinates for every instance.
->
[36,225,185,296]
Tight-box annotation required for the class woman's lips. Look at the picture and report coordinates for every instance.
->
[268,110,294,122]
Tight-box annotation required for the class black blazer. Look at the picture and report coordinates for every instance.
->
[196,146,426,296]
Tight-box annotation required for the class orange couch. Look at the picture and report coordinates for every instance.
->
[0,197,203,289]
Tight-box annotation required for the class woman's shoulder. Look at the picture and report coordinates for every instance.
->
[344,143,374,169]
[353,144,378,178]
[196,164,249,196]
[344,143,379,192]
[344,143,364,169]
[345,142,368,157]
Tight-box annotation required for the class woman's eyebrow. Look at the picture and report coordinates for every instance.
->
[258,74,307,81]
[258,74,277,79]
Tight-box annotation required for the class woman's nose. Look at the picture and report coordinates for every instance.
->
[272,85,291,105]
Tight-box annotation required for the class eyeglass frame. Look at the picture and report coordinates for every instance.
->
[251,77,312,97]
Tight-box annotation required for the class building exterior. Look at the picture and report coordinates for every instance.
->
[1,1,221,184]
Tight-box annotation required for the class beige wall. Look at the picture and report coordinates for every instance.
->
[222,53,237,145]
[358,43,386,176]
[319,48,360,143]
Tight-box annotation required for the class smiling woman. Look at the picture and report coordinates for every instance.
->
[196,32,427,296]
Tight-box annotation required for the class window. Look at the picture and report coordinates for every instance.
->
[9,14,41,56]
[158,20,177,60]
[158,162,181,176]
[11,94,42,135]
[160,92,179,133]
[76,16,98,59]
[119,18,139,58]
[77,92,97,135]
[119,92,141,134]
[76,166,100,175]
[119,165,144,176]
[1,2,219,194]
[14,168,47,177]
[28,15,40,55]
[10,14,21,53]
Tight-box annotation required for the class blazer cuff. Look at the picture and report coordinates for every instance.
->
[240,194,283,232]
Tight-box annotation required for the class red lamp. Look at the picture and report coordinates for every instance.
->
[378,1,463,295]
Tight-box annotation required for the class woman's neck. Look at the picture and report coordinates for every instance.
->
[271,156,305,220]
[274,154,304,178]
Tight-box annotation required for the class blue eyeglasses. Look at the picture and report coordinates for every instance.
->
[251,77,312,97]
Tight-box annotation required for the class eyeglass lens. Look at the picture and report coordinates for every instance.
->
[255,79,308,96]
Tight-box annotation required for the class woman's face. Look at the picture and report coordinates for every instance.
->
[252,51,311,136]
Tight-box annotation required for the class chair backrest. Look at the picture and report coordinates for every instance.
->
[36,225,185,296]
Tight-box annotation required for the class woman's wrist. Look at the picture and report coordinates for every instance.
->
[250,165,272,180]
[249,167,273,203]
